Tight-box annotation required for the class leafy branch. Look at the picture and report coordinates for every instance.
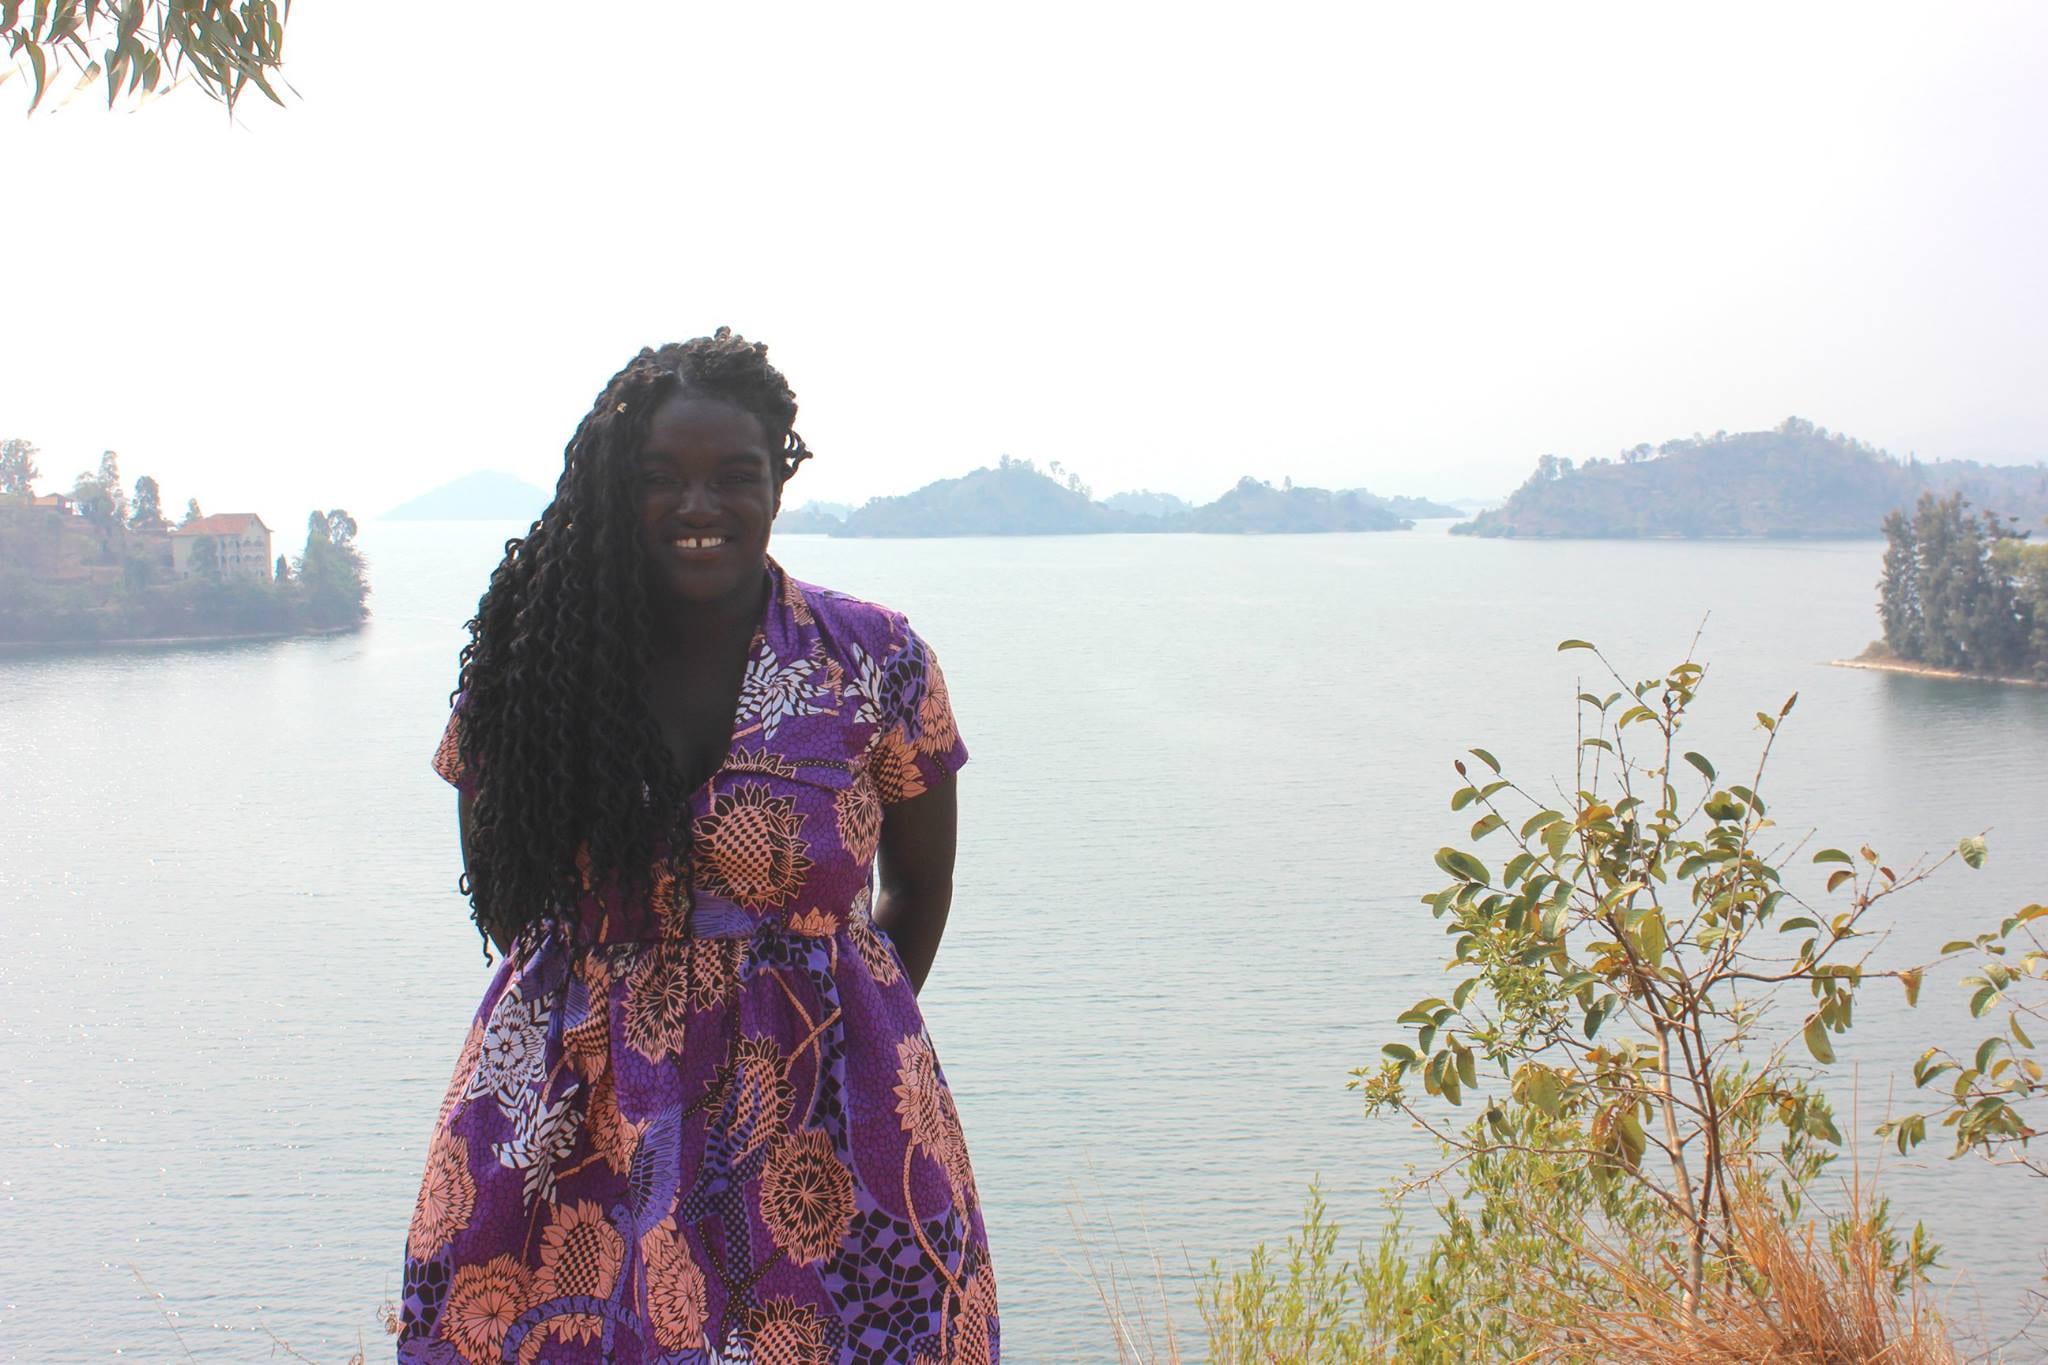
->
[1351,637,1946,1313]
[3,0,289,113]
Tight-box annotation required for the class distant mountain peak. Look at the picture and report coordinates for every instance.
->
[383,471,552,522]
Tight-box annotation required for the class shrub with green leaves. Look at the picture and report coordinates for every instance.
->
[1882,877,2046,1176]
[1351,638,1946,1313]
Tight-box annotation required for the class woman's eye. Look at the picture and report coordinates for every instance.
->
[718,470,762,486]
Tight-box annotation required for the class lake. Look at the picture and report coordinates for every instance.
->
[4,522,2046,1362]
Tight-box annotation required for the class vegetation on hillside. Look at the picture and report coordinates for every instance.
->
[1873,491,2048,680]
[1361,491,1464,520]
[1104,489,1193,519]
[0,439,367,645]
[838,456,1133,536]
[830,458,1443,537]
[1187,477,1408,533]
[1455,417,2048,540]
[773,503,849,534]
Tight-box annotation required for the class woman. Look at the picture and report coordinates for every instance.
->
[397,330,997,1365]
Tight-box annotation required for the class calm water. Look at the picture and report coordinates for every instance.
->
[4,524,2046,1362]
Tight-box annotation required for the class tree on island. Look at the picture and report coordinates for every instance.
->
[71,469,114,523]
[99,452,128,523]
[274,554,290,584]
[130,474,168,532]
[1877,491,2041,678]
[293,509,369,627]
[187,535,221,581]
[1877,508,1924,660]
[70,451,130,525]
[1999,536,2048,670]
[4,1,289,114]
[182,497,203,526]
[0,438,38,496]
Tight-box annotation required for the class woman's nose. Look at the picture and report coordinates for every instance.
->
[675,479,714,518]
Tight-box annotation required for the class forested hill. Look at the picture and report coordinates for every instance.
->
[1453,418,2048,539]
[826,459,1450,537]
[1188,478,1409,532]
[838,460,1135,536]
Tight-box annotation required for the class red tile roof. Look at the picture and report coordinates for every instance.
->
[175,513,270,536]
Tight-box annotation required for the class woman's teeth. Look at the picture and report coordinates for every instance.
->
[673,536,727,549]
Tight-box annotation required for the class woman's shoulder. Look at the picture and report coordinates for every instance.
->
[780,570,920,655]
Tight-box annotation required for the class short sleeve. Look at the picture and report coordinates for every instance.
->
[432,705,475,795]
[871,624,968,805]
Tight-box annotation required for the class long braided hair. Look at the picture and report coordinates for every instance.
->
[452,328,813,957]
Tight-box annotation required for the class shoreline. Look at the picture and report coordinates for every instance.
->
[0,623,359,654]
[1828,656,2047,688]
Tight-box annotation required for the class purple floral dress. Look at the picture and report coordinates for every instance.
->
[398,561,996,1365]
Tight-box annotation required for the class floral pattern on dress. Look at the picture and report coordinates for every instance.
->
[401,560,990,1364]
[694,783,815,912]
[738,645,832,740]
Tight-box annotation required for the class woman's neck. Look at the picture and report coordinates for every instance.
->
[648,560,771,665]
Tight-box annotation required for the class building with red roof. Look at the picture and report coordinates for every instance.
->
[170,513,272,581]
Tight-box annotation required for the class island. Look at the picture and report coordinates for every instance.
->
[0,440,370,647]
[1837,490,2048,685]
[1453,417,2048,539]
[780,458,1456,538]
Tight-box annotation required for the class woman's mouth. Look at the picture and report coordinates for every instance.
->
[671,535,729,551]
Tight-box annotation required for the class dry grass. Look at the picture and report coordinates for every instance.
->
[1544,1186,1962,1365]
[1064,1183,1189,1365]
[1070,1177,2026,1364]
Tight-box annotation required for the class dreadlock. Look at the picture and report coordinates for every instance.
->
[451,327,812,957]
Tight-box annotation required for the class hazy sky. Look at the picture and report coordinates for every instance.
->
[4,3,2045,532]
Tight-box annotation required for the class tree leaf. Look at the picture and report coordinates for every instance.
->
[1959,835,1988,870]
[1541,896,1569,940]
[1804,1019,1836,1064]
[1524,1067,1563,1117]
[1469,747,1500,775]
[1434,847,1490,884]
[1812,848,1854,865]
[1557,639,1595,652]
[1975,1037,2003,1075]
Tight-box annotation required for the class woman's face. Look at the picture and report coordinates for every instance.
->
[634,391,782,607]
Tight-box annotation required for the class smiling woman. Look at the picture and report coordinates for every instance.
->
[397,330,998,1364]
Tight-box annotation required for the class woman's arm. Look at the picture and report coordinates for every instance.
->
[872,774,959,995]
[456,789,515,958]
